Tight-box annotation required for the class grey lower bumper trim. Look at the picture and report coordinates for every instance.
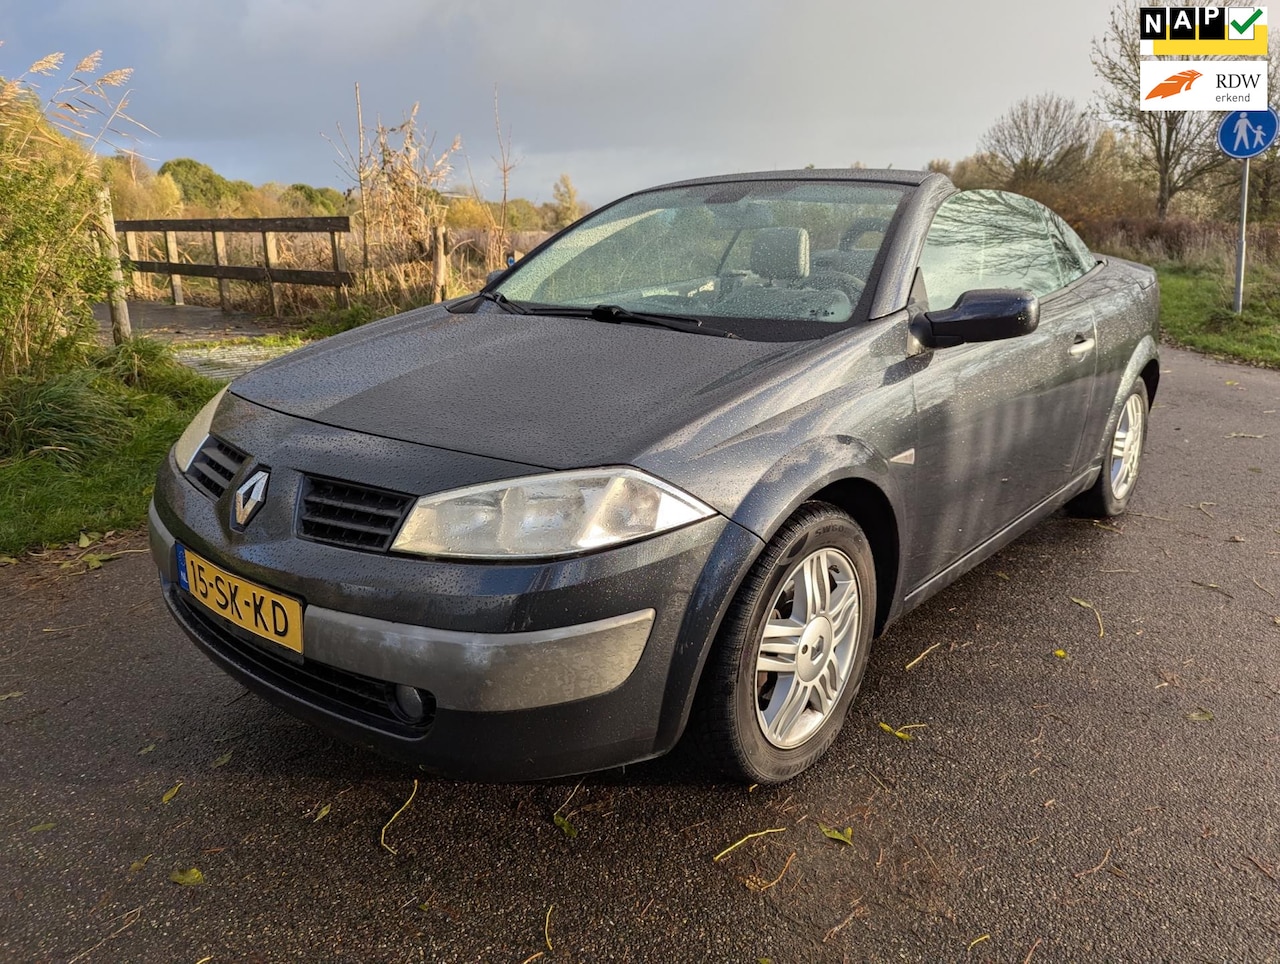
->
[305,607,655,712]
[150,501,655,713]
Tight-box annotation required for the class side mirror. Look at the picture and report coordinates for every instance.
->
[912,289,1039,349]
[485,269,507,286]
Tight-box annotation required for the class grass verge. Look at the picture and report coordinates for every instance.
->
[1158,265,1280,368]
[0,342,223,554]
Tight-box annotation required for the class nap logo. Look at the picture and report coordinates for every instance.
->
[1140,59,1268,110]
[1140,6,1268,55]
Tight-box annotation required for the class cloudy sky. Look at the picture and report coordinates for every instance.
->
[3,0,1122,206]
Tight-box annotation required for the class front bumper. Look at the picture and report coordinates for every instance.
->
[150,447,763,779]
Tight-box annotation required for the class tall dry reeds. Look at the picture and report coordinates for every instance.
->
[330,85,461,308]
[0,47,142,378]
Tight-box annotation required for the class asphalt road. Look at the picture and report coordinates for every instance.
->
[2,347,1278,963]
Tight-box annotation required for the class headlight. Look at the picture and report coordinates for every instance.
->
[172,387,228,471]
[391,467,716,559]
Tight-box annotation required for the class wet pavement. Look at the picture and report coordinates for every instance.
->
[1,347,1278,962]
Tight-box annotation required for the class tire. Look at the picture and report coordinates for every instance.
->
[691,502,876,784]
[1068,378,1150,518]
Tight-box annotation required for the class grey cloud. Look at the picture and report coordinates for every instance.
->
[4,0,1121,204]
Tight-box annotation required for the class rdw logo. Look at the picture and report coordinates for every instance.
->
[1145,69,1202,100]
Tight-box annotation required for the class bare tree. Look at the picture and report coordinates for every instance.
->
[980,93,1097,187]
[1091,0,1225,219]
[491,86,519,263]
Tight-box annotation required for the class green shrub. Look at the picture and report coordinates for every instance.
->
[94,336,212,403]
[0,370,128,466]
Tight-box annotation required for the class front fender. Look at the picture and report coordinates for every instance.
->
[729,434,901,542]
[651,436,909,751]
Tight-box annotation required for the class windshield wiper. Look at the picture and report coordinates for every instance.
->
[523,303,738,339]
[451,290,529,314]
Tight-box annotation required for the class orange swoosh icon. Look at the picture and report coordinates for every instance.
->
[1145,69,1203,99]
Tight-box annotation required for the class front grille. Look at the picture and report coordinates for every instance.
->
[299,476,412,552]
[170,587,433,736]
[187,436,248,500]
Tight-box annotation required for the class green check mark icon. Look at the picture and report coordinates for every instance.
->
[1232,8,1263,35]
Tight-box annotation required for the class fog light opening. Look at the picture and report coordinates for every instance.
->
[391,683,434,725]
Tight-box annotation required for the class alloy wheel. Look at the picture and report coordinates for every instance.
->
[754,547,863,749]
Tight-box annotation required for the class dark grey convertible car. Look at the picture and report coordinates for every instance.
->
[150,170,1159,783]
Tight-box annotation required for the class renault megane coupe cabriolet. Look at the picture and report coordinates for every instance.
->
[149,169,1159,783]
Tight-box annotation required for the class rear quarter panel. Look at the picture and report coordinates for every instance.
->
[1073,256,1160,467]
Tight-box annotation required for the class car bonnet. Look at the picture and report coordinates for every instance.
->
[228,303,796,469]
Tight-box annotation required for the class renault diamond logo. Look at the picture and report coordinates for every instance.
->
[233,470,270,529]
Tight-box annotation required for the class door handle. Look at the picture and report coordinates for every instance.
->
[1068,334,1095,358]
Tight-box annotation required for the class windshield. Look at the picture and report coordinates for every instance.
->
[491,179,908,340]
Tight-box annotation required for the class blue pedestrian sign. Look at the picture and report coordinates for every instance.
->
[1219,108,1279,159]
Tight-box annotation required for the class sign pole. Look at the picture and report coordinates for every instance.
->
[1216,109,1277,314]
[1235,156,1250,314]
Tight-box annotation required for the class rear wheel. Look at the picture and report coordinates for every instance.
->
[691,503,876,783]
[1068,378,1149,518]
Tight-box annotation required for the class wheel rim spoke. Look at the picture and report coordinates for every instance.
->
[828,580,859,636]
[756,637,800,674]
[812,668,837,713]
[766,676,811,743]
[798,551,831,621]
[762,617,804,639]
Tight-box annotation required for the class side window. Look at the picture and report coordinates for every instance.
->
[1048,211,1097,286]
[917,190,1063,311]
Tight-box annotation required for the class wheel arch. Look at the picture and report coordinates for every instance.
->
[805,477,900,637]
[1140,356,1160,405]
[656,454,907,754]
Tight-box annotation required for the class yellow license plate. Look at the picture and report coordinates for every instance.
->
[177,544,304,654]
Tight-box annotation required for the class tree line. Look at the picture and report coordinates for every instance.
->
[923,0,1280,233]
[104,153,586,233]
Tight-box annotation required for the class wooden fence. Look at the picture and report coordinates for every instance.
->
[115,216,353,316]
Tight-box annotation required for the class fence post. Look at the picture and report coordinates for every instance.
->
[123,231,142,299]
[261,231,281,317]
[211,231,232,312]
[164,230,184,306]
[432,223,448,302]
[330,230,350,309]
[97,187,132,343]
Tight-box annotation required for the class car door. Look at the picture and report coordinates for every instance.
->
[904,191,1098,590]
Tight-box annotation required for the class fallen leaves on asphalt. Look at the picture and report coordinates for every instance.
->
[713,827,786,862]
[380,779,418,855]
[169,867,204,886]
[211,751,232,768]
[818,824,853,846]
[162,782,182,804]
[1070,597,1105,637]
[878,721,925,741]
[28,822,55,833]
[1186,708,1215,722]
[905,642,941,671]
[0,691,24,702]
